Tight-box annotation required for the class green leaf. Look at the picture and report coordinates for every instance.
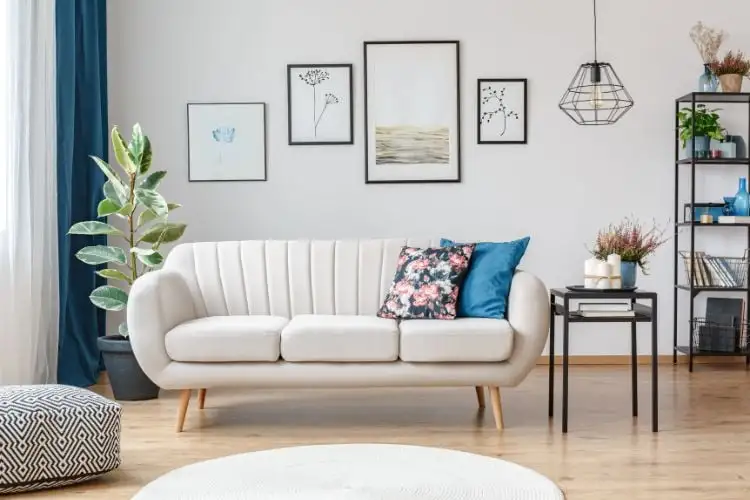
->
[128,124,145,164]
[76,245,128,265]
[103,181,125,207]
[136,203,180,229]
[131,247,164,267]
[167,202,181,211]
[139,171,166,190]
[118,322,129,338]
[97,199,121,217]
[117,202,134,217]
[139,223,187,244]
[68,221,123,236]
[96,268,133,284]
[135,188,168,217]
[91,156,128,202]
[139,135,152,174]
[112,127,137,174]
[89,285,128,311]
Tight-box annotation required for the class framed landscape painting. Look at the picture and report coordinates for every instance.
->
[477,78,527,144]
[287,64,353,145]
[364,41,460,183]
[187,102,267,182]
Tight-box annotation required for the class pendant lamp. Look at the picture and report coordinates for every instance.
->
[559,0,634,125]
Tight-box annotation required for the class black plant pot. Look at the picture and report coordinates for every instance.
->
[98,335,160,401]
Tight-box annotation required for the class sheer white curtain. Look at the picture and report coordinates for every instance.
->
[0,0,58,385]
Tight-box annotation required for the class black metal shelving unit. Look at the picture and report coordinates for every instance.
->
[673,92,750,371]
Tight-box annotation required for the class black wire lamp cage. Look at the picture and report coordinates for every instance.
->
[559,0,634,125]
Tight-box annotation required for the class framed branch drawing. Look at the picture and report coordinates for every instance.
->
[477,78,527,144]
[287,64,353,145]
[364,41,461,183]
[187,102,267,182]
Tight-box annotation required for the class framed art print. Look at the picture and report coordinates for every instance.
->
[287,64,353,145]
[477,78,527,144]
[364,41,460,183]
[187,102,267,182]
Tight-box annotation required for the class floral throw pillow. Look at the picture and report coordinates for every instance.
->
[378,245,475,320]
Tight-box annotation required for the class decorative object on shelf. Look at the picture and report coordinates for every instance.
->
[710,148,722,159]
[719,140,737,158]
[287,64,353,145]
[607,254,622,288]
[558,0,633,125]
[725,134,747,158]
[733,177,750,216]
[68,124,186,400]
[680,250,749,288]
[723,196,736,216]
[583,257,612,288]
[187,102,267,182]
[677,104,724,159]
[684,202,725,222]
[700,214,714,224]
[689,22,725,91]
[709,50,750,93]
[477,79,527,144]
[364,41,460,183]
[719,215,750,223]
[590,217,669,288]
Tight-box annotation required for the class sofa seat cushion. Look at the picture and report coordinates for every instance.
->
[165,316,288,362]
[281,315,399,362]
[399,318,514,362]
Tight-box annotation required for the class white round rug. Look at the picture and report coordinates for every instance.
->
[132,444,564,499]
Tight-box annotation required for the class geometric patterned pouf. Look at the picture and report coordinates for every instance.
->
[0,385,121,495]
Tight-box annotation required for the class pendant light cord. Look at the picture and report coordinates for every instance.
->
[592,0,598,62]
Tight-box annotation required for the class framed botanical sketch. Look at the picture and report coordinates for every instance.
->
[287,64,353,145]
[364,41,460,183]
[477,78,527,144]
[187,102,267,182]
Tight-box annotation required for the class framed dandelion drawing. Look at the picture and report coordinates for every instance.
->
[187,102,267,182]
[364,41,460,183]
[477,78,527,144]
[287,64,353,145]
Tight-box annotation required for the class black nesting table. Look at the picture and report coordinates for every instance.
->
[549,288,658,433]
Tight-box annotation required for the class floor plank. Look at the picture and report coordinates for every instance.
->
[22,365,750,499]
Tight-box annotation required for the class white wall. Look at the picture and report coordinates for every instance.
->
[107,0,750,355]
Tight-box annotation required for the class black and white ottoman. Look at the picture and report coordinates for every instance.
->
[0,385,121,494]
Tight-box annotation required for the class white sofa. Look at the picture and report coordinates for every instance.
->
[128,239,549,432]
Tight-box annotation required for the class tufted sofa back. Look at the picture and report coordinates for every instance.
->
[164,239,443,318]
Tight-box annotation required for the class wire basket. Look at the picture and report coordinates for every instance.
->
[691,317,750,353]
[680,249,749,288]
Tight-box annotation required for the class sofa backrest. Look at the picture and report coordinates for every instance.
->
[164,239,441,318]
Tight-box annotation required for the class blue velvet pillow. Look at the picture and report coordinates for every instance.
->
[440,237,530,319]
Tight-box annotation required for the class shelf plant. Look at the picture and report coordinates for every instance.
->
[709,50,750,92]
[677,104,724,157]
[67,124,186,400]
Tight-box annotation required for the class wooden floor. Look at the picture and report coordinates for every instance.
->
[23,365,750,499]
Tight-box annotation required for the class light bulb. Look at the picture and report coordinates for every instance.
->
[589,83,604,109]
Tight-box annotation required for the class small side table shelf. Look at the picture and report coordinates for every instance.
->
[549,288,658,433]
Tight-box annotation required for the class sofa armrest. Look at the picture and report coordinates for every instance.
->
[503,270,550,386]
[127,269,197,387]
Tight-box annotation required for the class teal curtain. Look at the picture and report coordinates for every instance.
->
[56,0,108,386]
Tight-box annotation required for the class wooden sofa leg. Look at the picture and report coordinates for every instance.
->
[176,389,191,433]
[489,386,504,430]
[474,386,485,409]
[198,389,207,410]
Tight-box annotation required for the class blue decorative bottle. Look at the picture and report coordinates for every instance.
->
[698,64,719,92]
[734,177,750,216]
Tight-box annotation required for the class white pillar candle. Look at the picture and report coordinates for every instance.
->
[606,254,622,276]
[596,278,612,289]
[584,278,597,289]
[585,258,600,276]
[595,261,612,278]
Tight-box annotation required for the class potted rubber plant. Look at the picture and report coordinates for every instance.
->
[68,124,186,401]
[677,104,724,159]
[709,50,750,93]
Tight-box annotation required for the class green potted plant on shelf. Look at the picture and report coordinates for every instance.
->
[67,124,186,401]
[709,50,750,93]
[677,104,724,159]
[590,217,669,288]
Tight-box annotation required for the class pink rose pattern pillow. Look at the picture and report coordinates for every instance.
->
[378,245,475,320]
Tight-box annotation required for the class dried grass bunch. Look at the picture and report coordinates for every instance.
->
[590,217,669,273]
[709,50,750,77]
[690,21,726,64]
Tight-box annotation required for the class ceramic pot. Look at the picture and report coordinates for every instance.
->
[620,261,638,288]
[685,136,710,159]
[719,74,743,93]
[98,335,160,401]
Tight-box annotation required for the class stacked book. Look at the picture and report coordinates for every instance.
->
[576,302,635,318]
[679,251,744,287]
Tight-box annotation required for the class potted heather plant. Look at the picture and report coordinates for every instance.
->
[67,124,186,401]
[709,50,750,93]
[590,217,669,288]
[677,104,724,159]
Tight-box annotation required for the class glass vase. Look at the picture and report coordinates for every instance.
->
[698,64,719,92]
[733,177,750,217]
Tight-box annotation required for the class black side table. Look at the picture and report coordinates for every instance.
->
[549,288,658,433]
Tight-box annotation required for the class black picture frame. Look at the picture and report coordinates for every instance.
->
[187,102,268,182]
[287,63,354,146]
[364,40,461,184]
[477,78,528,145]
